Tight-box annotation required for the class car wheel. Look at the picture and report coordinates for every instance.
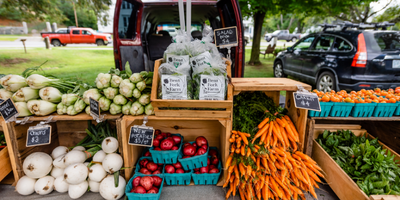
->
[291,38,297,42]
[96,40,105,46]
[274,61,286,78]
[317,71,336,92]
[52,39,61,47]
[62,44,67,47]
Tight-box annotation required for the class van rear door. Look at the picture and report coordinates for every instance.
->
[217,0,244,77]
[113,0,144,72]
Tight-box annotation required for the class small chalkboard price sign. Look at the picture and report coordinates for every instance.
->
[128,125,154,147]
[26,125,52,147]
[293,92,321,111]
[0,98,19,122]
[89,97,100,118]
[214,26,238,47]
[0,99,4,104]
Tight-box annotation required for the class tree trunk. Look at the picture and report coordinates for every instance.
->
[248,11,266,65]
[287,17,294,30]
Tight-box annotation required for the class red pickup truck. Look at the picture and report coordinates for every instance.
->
[41,27,112,47]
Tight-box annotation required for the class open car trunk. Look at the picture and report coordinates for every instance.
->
[113,0,244,77]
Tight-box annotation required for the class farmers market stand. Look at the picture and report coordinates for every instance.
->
[0,77,343,199]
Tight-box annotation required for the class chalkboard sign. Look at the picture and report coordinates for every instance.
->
[214,26,238,47]
[26,125,52,147]
[128,125,154,147]
[90,97,100,118]
[0,98,19,121]
[293,92,321,111]
[0,99,4,104]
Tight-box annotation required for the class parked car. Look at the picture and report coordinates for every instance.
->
[244,35,249,46]
[273,23,400,92]
[113,0,245,77]
[41,27,112,46]
[264,30,301,42]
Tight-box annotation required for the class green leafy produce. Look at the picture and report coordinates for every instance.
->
[318,130,400,195]
[0,132,6,146]
[233,92,286,136]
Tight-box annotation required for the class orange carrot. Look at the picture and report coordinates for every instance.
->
[234,165,239,178]
[258,117,270,129]
[275,118,286,127]
[226,152,233,167]
[238,131,249,145]
[252,123,269,143]
[241,145,245,156]
[256,157,260,171]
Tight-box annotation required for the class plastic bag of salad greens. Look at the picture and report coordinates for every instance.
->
[192,57,227,100]
[157,62,192,100]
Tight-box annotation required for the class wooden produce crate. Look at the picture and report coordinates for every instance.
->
[119,115,231,186]
[150,59,233,118]
[0,120,13,183]
[312,124,400,200]
[232,78,311,152]
[3,113,122,183]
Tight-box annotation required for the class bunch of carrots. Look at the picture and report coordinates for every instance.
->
[224,115,324,200]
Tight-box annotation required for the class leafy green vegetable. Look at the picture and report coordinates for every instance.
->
[318,130,400,195]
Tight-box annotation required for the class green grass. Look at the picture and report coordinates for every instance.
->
[244,49,275,78]
[0,48,114,84]
[0,35,22,41]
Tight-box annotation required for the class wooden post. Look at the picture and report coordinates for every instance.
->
[20,39,27,53]
[44,37,51,49]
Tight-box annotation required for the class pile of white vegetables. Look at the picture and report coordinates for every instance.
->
[0,69,155,117]
[16,137,126,200]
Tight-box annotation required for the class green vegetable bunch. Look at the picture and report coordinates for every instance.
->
[0,131,6,146]
[318,130,400,195]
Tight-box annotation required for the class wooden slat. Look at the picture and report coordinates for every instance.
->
[285,91,308,152]
[15,113,122,122]
[154,110,231,118]
[232,78,311,93]
[3,121,20,183]
[0,147,12,182]
[370,195,400,200]
[314,124,362,130]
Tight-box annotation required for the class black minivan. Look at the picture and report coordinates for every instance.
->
[274,27,400,92]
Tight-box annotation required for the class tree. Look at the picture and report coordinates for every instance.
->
[58,1,99,29]
[240,0,376,65]
[0,0,111,25]
[374,5,400,29]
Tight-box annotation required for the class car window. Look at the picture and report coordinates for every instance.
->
[374,32,400,51]
[82,30,91,35]
[72,30,80,35]
[56,29,67,33]
[293,36,315,51]
[118,0,137,39]
[332,37,352,52]
[311,35,335,51]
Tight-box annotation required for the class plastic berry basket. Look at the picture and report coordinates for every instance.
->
[125,174,164,200]
[163,167,192,185]
[141,147,152,159]
[350,103,377,117]
[372,102,398,117]
[135,157,164,177]
[191,156,222,185]
[394,102,400,116]
[178,142,209,171]
[329,102,355,117]
[149,134,183,164]
[308,102,334,117]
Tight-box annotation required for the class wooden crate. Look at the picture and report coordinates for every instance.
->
[232,78,312,152]
[0,120,12,183]
[312,124,400,200]
[119,115,231,186]
[3,113,122,183]
[150,59,233,118]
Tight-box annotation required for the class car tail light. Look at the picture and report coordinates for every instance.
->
[359,84,371,87]
[352,33,367,67]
